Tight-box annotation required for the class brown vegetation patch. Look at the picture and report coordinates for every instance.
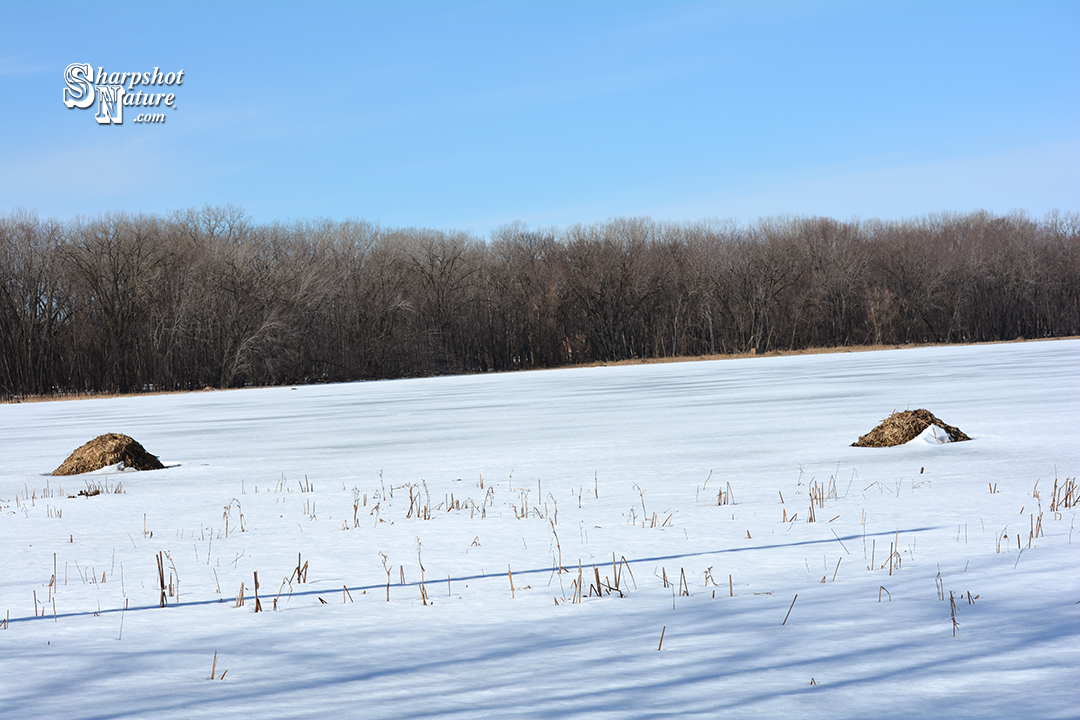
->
[52,433,165,476]
[852,409,971,447]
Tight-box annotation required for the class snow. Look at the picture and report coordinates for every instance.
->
[910,423,953,444]
[82,462,143,475]
[2,340,1078,719]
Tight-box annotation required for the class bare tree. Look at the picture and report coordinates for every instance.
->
[2,207,1077,398]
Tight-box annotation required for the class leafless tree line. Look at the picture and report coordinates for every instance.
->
[2,206,1077,397]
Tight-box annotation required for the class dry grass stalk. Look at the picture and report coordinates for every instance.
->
[852,409,971,447]
[76,479,124,497]
[1027,513,1037,547]
[274,576,291,610]
[52,433,164,475]
[600,574,624,598]
[717,482,735,506]
[208,652,227,680]
[406,483,432,519]
[289,553,308,584]
[163,552,179,602]
[156,552,167,608]
[619,556,637,589]
[831,529,850,555]
[378,553,392,601]
[1050,476,1078,512]
[891,528,900,575]
[782,594,798,625]
[551,523,567,574]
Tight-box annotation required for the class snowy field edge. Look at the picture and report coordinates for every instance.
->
[2,340,1079,719]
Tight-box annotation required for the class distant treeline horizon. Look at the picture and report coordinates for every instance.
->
[2,206,1078,397]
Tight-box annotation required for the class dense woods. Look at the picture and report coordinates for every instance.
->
[2,206,1078,397]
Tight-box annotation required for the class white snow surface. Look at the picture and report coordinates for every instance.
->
[909,423,954,445]
[2,340,1078,719]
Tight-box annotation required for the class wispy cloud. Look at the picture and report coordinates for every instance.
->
[0,134,168,199]
[0,56,54,77]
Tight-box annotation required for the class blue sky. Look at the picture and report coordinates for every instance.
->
[2,1,1077,235]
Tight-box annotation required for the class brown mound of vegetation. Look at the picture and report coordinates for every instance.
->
[852,409,971,447]
[52,433,164,476]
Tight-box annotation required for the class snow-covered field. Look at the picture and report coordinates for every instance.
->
[2,340,1078,719]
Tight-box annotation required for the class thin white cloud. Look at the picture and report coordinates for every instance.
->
[0,53,54,76]
[0,61,54,76]
[0,134,167,199]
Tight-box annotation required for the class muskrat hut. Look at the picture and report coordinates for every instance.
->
[852,409,971,447]
[52,433,165,475]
